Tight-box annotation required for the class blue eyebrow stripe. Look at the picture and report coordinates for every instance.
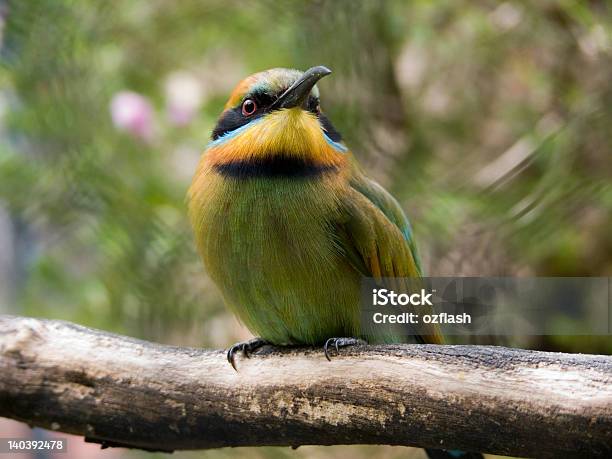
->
[207,118,263,148]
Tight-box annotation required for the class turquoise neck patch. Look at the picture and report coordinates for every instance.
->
[323,132,348,153]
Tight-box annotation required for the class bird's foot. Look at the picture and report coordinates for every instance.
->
[323,337,367,361]
[227,337,270,371]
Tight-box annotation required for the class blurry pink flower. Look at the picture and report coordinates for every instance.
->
[110,91,154,141]
[165,71,204,126]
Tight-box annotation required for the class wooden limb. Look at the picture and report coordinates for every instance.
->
[0,315,610,457]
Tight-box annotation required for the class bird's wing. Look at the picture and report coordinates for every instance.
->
[334,165,443,344]
[349,170,423,275]
[336,187,421,279]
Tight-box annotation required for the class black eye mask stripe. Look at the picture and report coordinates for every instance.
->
[211,107,264,140]
[211,94,343,143]
[318,113,342,142]
[211,91,272,140]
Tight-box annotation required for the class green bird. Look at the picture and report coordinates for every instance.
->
[188,66,443,367]
[188,66,483,459]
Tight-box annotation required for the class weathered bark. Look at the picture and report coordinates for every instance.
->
[0,315,610,457]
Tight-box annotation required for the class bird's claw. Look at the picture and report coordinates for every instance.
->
[323,337,366,361]
[227,338,270,371]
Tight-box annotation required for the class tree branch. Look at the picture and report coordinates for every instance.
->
[0,315,610,457]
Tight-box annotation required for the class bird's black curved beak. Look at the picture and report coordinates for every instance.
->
[270,65,332,110]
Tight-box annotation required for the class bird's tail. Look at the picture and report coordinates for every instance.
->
[425,449,484,459]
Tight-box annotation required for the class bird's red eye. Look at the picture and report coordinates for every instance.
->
[242,99,257,116]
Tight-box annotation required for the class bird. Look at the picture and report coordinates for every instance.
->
[188,65,443,363]
[188,66,481,459]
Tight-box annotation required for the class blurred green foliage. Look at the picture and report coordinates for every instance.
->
[1,0,611,364]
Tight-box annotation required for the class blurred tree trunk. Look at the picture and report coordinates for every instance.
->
[289,0,412,187]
